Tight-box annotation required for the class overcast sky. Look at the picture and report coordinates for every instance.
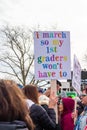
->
[0,0,87,69]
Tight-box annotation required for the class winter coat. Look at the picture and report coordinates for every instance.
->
[29,104,56,130]
[61,97,75,130]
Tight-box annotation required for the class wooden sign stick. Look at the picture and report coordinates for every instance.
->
[74,97,77,125]
[50,79,58,124]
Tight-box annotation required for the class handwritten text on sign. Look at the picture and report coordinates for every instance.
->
[34,31,71,80]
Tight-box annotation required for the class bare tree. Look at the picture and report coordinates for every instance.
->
[0,25,35,86]
[0,24,58,87]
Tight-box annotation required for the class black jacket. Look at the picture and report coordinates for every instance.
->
[30,104,56,130]
[0,120,28,130]
[77,101,85,116]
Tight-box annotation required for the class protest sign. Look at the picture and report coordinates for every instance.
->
[34,31,71,80]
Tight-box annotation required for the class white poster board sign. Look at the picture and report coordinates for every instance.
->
[34,31,71,80]
[72,55,81,94]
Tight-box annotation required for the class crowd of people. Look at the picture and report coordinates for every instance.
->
[0,79,87,130]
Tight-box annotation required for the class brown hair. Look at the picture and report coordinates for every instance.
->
[0,79,34,130]
[23,84,39,104]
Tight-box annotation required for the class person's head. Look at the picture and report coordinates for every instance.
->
[58,99,63,113]
[39,94,49,105]
[56,80,61,91]
[0,79,34,130]
[79,93,87,100]
[58,97,75,114]
[23,84,39,104]
[81,95,87,105]
[37,87,43,97]
[82,88,87,94]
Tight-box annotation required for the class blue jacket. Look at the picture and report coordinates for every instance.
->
[74,106,87,130]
